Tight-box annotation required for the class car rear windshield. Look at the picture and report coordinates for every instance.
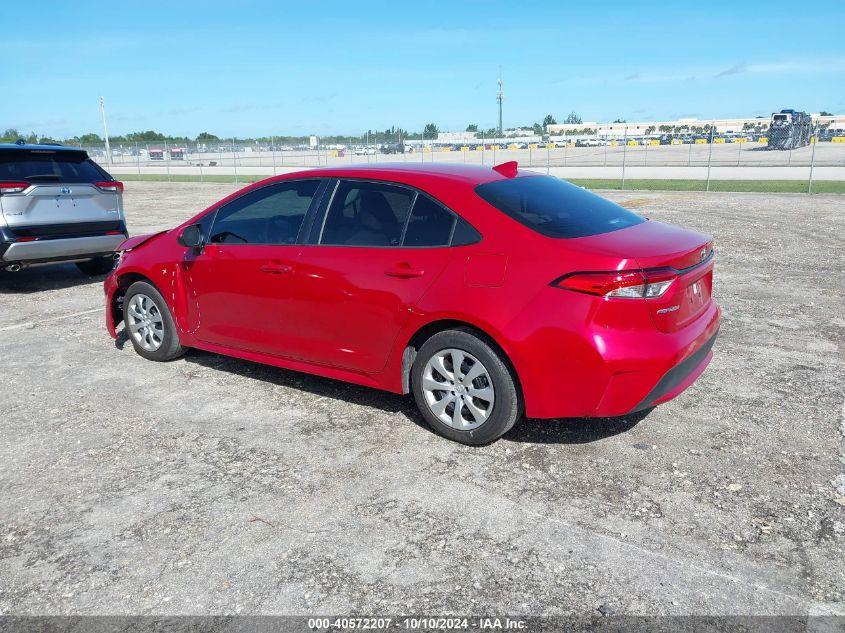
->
[0,149,109,183]
[475,175,645,238]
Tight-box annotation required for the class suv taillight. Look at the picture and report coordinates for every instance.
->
[553,268,677,298]
[95,181,124,193]
[0,181,30,195]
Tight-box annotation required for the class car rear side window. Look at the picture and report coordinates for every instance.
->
[0,149,108,183]
[321,181,414,246]
[403,194,455,247]
[209,180,320,245]
[475,175,644,238]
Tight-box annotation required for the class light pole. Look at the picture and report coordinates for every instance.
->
[99,96,112,166]
[496,69,504,136]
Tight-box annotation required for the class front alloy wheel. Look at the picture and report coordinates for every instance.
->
[126,293,164,352]
[122,280,185,362]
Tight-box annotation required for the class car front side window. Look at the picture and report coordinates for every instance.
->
[208,180,320,245]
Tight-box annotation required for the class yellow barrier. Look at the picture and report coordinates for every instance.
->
[734,138,747,143]
[475,145,484,151]
[671,139,682,145]
[627,140,639,146]
[546,143,555,149]
[714,138,725,144]
[528,143,538,150]
[423,147,432,153]
[647,140,660,146]
[328,150,338,157]
[490,145,500,151]
[461,146,470,152]
[695,138,707,144]
[833,137,845,143]
[759,137,768,144]
[440,147,451,152]
[610,141,618,147]
[507,143,519,150]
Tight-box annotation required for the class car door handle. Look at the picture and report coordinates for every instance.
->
[260,263,293,274]
[385,264,425,279]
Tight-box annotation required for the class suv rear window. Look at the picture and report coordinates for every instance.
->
[475,176,644,238]
[0,149,109,183]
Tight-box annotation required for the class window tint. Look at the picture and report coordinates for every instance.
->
[321,181,414,246]
[0,149,108,183]
[451,218,482,246]
[475,176,644,239]
[209,180,319,245]
[403,194,455,247]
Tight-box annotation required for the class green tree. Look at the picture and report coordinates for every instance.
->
[78,133,103,144]
[465,123,478,132]
[542,114,557,126]
[564,112,582,124]
[196,132,220,142]
[1,128,22,142]
[532,122,544,135]
[423,123,439,138]
[819,111,833,116]
[645,125,656,135]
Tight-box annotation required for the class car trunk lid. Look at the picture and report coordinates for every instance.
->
[571,220,714,333]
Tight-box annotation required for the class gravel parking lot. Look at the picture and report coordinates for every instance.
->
[1,182,843,618]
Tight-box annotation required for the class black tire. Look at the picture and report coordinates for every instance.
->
[411,328,522,446]
[76,256,115,276]
[123,280,185,362]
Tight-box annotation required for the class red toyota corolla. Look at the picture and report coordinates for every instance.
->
[104,163,719,445]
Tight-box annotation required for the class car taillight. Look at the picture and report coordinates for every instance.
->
[553,268,677,299]
[0,181,29,195]
[95,181,124,193]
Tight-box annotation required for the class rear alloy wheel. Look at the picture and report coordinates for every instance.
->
[412,329,521,445]
[123,281,185,361]
[76,256,115,276]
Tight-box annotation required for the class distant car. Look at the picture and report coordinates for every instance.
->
[1,143,126,275]
[105,163,719,445]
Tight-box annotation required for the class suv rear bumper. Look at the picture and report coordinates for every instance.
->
[1,234,126,264]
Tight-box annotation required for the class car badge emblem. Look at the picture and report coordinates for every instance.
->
[61,187,71,194]
[700,248,707,261]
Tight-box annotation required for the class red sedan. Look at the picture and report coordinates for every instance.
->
[105,163,719,445]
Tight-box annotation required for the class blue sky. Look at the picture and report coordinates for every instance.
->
[4,0,844,138]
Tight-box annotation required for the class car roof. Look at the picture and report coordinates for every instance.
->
[272,162,527,187]
[0,143,87,154]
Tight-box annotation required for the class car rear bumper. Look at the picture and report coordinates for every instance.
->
[1,234,125,264]
[512,292,721,419]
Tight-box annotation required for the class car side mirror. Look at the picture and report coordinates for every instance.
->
[177,224,203,249]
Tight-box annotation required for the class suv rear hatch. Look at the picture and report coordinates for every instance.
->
[0,148,123,235]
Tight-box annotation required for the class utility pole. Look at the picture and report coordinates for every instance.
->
[496,68,504,137]
[99,96,112,166]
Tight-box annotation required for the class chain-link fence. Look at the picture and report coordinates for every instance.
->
[76,118,845,193]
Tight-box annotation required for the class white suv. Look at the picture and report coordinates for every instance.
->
[0,142,127,275]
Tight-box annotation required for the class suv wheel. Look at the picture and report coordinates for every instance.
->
[411,328,522,445]
[123,281,185,361]
[76,256,114,276]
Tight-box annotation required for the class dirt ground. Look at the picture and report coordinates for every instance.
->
[0,182,843,618]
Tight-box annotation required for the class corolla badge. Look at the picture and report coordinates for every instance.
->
[60,187,72,194]
[700,247,707,261]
